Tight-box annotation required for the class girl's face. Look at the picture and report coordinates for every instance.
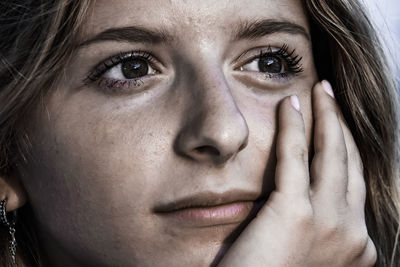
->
[19,0,317,266]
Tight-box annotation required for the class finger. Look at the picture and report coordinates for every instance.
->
[275,95,310,198]
[338,114,366,218]
[357,238,377,267]
[310,80,348,203]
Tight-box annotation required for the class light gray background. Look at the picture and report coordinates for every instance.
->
[363,0,400,88]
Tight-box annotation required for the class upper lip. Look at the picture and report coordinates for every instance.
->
[153,190,264,213]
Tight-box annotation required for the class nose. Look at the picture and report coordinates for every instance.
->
[174,67,249,166]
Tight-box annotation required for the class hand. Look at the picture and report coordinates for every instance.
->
[218,81,377,266]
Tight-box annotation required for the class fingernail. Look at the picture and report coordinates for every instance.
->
[322,80,335,98]
[290,95,300,111]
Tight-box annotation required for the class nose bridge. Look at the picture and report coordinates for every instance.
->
[175,54,249,165]
[195,67,241,124]
[182,44,239,116]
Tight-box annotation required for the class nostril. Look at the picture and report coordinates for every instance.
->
[195,146,220,156]
[238,140,247,152]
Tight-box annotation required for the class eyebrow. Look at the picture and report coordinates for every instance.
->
[233,19,310,41]
[78,19,309,48]
[78,26,171,47]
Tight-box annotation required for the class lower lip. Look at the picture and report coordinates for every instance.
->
[158,201,256,227]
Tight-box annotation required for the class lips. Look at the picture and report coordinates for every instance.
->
[153,190,265,227]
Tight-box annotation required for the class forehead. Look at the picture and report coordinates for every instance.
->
[85,0,310,39]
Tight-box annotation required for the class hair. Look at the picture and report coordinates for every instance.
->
[0,0,399,266]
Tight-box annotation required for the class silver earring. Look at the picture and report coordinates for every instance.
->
[0,198,17,264]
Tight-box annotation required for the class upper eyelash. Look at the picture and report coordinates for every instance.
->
[240,43,304,74]
[85,51,157,83]
[267,44,303,74]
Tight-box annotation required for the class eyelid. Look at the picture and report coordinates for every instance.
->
[234,44,303,73]
[85,50,162,83]
[232,46,268,69]
[233,45,283,69]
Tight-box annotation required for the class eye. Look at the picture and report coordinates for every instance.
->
[241,54,283,74]
[86,51,160,92]
[103,57,157,80]
[238,44,303,79]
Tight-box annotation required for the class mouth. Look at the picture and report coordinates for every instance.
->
[153,190,266,227]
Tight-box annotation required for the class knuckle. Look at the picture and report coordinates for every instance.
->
[368,246,378,266]
[334,143,348,165]
[351,234,369,254]
[344,131,363,169]
[315,136,347,165]
[352,177,367,198]
[365,250,378,267]
[291,144,309,163]
[359,239,377,267]
[347,140,363,166]
[314,105,336,122]
[347,227,370,255]
[319,219,343,242]
[279,143,308,165]
[278,138,304,155]
[350,151,364,173]
[292,203,314,228]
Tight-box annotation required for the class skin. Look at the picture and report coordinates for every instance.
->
[0,0,376,266]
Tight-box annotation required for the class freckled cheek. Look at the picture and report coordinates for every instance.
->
[20,110,177,252]
[23,108,168,211]
[239,93,313,153]
[239,97,279,157]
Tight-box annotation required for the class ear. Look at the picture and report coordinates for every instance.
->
[0,174,27,212]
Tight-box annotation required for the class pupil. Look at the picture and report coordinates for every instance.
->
[121,58,148,79]
[258,56,282,73]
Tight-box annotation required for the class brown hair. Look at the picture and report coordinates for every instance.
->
[0,0,399,266]
[0,1,93,266]
[305,1,400,265]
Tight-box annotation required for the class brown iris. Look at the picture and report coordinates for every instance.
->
[121,58,149,79]
[258,56,282,73]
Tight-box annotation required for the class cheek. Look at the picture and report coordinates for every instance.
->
[236,87,313,155]
[23,101,174,209]
[17,90,182,262]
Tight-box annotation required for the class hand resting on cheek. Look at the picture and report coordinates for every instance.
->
[218,81,377,267]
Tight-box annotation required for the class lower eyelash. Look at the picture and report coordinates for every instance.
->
[97,77,145,93]
[263,72,291,81]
